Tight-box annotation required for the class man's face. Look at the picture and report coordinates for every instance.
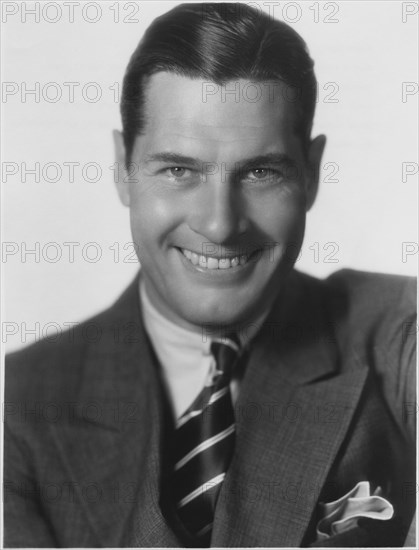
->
[114,72,324,332]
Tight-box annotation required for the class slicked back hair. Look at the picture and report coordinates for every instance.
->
[120,2,317,165]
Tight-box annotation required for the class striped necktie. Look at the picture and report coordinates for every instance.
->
[170,334,241,546]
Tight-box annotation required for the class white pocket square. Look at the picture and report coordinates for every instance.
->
[316,481,394,541]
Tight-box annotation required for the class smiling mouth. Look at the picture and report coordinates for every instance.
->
[179,247,261,270]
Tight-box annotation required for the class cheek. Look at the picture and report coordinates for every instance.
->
[128,186,182,251]
[252,188,306,240]
[259,201,305,269]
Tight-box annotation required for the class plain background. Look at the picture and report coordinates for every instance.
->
[2,0,418,352]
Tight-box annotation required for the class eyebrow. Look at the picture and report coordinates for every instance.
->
[143,152,296,168]
[143,152,201,167]
[240,153,296,170]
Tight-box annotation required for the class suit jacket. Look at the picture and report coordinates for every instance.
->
[4,268,416,547]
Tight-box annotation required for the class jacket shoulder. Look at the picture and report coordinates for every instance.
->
[5,276,141,403]
[325,268,416,310]
[323,268,416,345]
[321,267,416,353]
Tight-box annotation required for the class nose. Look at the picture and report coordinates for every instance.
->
[188,176,248,244]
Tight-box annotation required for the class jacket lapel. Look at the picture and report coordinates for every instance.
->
[47,275,180,547]
[212,270,369,547]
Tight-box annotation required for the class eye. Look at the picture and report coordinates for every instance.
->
[168,167,187,177]
[162,166,198,186]
[245,168,282,182]
[250,168,270,179]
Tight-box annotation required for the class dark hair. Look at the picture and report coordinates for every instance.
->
[120,2,317,165]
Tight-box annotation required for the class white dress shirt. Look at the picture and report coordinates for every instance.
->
[140,279,269,419]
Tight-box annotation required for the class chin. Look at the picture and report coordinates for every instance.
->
[178,297,260,330]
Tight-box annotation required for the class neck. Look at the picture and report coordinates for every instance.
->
[140,276,272,343]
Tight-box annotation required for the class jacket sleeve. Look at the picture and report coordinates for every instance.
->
[328,269,417,445]
[4,422,58,547]
[370,275,416,445]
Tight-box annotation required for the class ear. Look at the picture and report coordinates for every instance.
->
[112,129,131,207]
[305,134,326,211]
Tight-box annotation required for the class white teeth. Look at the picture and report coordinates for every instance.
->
[207,257,219,270]
[180,248,251,270]
[218,258,230,269]
[199,255,207,267]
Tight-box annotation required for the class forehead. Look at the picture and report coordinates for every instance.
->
[136,72,301,160]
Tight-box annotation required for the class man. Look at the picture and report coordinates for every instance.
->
[4,2,416,547]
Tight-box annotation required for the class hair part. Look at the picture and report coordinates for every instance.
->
[120,2,317,166]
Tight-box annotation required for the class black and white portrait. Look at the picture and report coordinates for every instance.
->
[2,1,417,547]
